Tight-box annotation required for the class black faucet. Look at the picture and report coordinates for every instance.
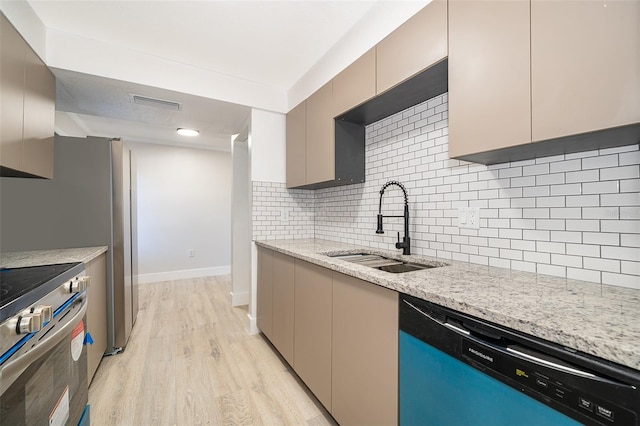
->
[376,180,411,255]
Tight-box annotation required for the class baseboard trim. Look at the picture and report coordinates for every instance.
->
[230,291,249,307]
[247,313,259,335]
[138,266,231,284]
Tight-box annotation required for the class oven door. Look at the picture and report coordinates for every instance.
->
[1,294,89,426]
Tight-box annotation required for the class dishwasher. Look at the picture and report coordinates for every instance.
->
[399,294,640,426]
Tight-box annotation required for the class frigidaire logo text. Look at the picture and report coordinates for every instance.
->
[468,347,493,363]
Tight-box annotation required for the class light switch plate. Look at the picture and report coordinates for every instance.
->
[458,207,480,229]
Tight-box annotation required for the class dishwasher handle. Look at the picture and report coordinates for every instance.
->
[402,298,630,387]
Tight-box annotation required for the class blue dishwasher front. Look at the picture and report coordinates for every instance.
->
[399,294,640,426]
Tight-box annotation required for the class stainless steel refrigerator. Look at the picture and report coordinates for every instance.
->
[0,135,139,353]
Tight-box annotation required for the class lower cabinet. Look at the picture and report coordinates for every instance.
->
[85,252,107,384]
[257,247,273,339]
[271,252,295,365]
[332,272,398,426]
[256,246,400,425]
[293,259,333,411]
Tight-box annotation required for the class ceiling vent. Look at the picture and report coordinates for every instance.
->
[129,94,182,111]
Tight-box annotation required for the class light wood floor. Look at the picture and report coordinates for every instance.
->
[88,276,336,426]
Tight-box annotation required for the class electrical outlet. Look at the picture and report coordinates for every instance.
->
[281,208,290,222]
[188,249,195,257]
[458,207,480,229]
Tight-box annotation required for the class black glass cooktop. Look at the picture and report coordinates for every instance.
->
[0,262,83,322]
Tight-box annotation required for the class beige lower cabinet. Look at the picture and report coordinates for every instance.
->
[257,247,274,339]
[271,252,295,365]
[293,259,333,411]
[256,248,400,423]
[332,272,398,426]
[85,252,108,383]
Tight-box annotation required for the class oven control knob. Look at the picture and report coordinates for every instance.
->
[69,276,90,293]
[17,313,43,334]
[32,305,53,323]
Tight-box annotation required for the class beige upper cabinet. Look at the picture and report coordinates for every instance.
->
[1,13,27,173]
[448,0,531,159]
[22,47,55,178]
[294,259,333,411]
[531,0,640,142]
[376,0,448,95]
[285,101,306,188]
[305,81,334,185]
[331,272,398,426]
[332,48,376,117]
[0,13,55,179]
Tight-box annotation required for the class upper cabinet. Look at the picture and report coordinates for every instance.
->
[376,0,448,94]
[286,1,447,189]
[285,101,306,188]
[448,0,640,164]
[305,81,335,185]
[0,13,55,179]
[286,81,365,190]
[448,0,531,158]
[332,48,376,117]
[530,0,640,142]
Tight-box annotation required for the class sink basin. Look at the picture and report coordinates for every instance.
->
[377,263,431,273]
[326,252,445,273]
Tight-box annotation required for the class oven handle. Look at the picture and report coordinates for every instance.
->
[0,294,88,396]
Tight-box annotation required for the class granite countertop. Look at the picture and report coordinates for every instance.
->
[0,246,108,268]
[255,238,640,371]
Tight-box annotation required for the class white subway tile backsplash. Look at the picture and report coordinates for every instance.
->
[550,159,581,173]
[567,268,600,283]
[582,181,619,194]
[600,165,640,181]
[601,246,640,262]
[601,193,640,207]
[602,273,640,290]
[582,154,618,170]
[601,220,640,233]
[253,94,639,288]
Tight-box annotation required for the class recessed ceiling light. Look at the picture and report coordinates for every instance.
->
[177,128,199,137]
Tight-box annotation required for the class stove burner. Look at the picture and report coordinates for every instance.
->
[0,263,82,322]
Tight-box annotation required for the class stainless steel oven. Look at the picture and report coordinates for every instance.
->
[1,262,90,426]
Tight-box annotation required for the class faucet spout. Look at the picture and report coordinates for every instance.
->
[376,180,411,255]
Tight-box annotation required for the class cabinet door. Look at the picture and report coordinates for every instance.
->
[305,81,334,185]
[271,252,295,366]
[376,0,448,94]
[0,14,26,172]
[286,101,306,188]
[531,0,640,142]
[294,259,332,410]
[332,273,398,426]
[333,48,376,116]
[22,47,55,179]
[257,247,273,339]
[448,0,531,158]
[85,253,108,383]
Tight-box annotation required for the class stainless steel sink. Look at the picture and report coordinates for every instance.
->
[327,253,445,273]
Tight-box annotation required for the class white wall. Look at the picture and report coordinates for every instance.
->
[248,108,286,333]
[129,142,232,283]
[250,109,286,183]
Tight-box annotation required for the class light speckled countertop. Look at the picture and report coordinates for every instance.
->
[256,238,640,371]
[0,246,108,268]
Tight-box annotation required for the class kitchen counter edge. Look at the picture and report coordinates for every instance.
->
[255,238,640,372]
[1,246,109,268]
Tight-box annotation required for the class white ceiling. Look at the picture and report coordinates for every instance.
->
[21,0,423,150]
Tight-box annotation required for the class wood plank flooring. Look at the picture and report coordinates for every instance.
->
[88,276,336,426]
